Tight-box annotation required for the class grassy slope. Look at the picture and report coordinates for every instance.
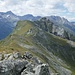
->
[0,20,33,53]
[0,20,75,74]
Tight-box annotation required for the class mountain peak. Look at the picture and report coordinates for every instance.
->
[6,11,14,15]
[0,11,14,15]
[23,14,33,17]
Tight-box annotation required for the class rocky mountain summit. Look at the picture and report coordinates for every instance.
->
[0,52,50,75]
[34,17,75,41]
[0,11,75,40]
[47,16,75,33]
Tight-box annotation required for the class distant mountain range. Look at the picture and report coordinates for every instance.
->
[0,11,75,40]
[47,16,75,34]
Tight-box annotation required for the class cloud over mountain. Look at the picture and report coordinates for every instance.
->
[0,0,75,21]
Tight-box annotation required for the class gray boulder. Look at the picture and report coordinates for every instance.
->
[39,64,50,75]
[13,52,22,59]
[21,64,50,75]
[0,59,28,75]
[4,53,12,60]
[0,52,51,75]
[23,52,33,59]
[0,53,2,60]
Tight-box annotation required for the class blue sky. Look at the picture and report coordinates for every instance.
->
[0,0,75,21]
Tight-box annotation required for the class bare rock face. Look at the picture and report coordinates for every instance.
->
[21,64,50,75]
[0,53,2,60]
[13,52,22,59]
[0,52,71,75]
[34,17,71,39]
[0,58,28,75]
[52,25,64,37]
[0,52,50,75]
[23,52,33,59]
[39,64,50,75]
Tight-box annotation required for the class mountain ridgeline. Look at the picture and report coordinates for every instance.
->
[0,11,41,40]
[34,17,75,41]
[0,17,75,75]
[0,11,75,40]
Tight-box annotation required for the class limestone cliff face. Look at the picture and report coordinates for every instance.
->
[34,17,71,39]
[52,25,64,37]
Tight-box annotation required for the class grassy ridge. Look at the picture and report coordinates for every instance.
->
[0,20,75,74]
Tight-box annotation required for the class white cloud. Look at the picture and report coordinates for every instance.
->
[0,0,75,21]
[0,0,62,15]
[63,0,75,13]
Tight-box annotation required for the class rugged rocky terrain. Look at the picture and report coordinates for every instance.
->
[0,52,50,75]
[0,17,75,75]
[0,11,75,40]
[47,16,75,33]
[34,17,75,41]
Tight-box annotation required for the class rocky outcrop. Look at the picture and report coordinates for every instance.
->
[0,53,2,60]
[34,17,71,39]
[0,52,50,75]
[52,25,64,37]
[21,64,50,75]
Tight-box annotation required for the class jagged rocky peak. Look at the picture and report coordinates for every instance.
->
[47,15,69,24]
[52,25,64,37]
[34,17,71,39]
[34,17,53,32]
[0,52,50,75]
[5,11,14,15]
[0,11,17,17]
